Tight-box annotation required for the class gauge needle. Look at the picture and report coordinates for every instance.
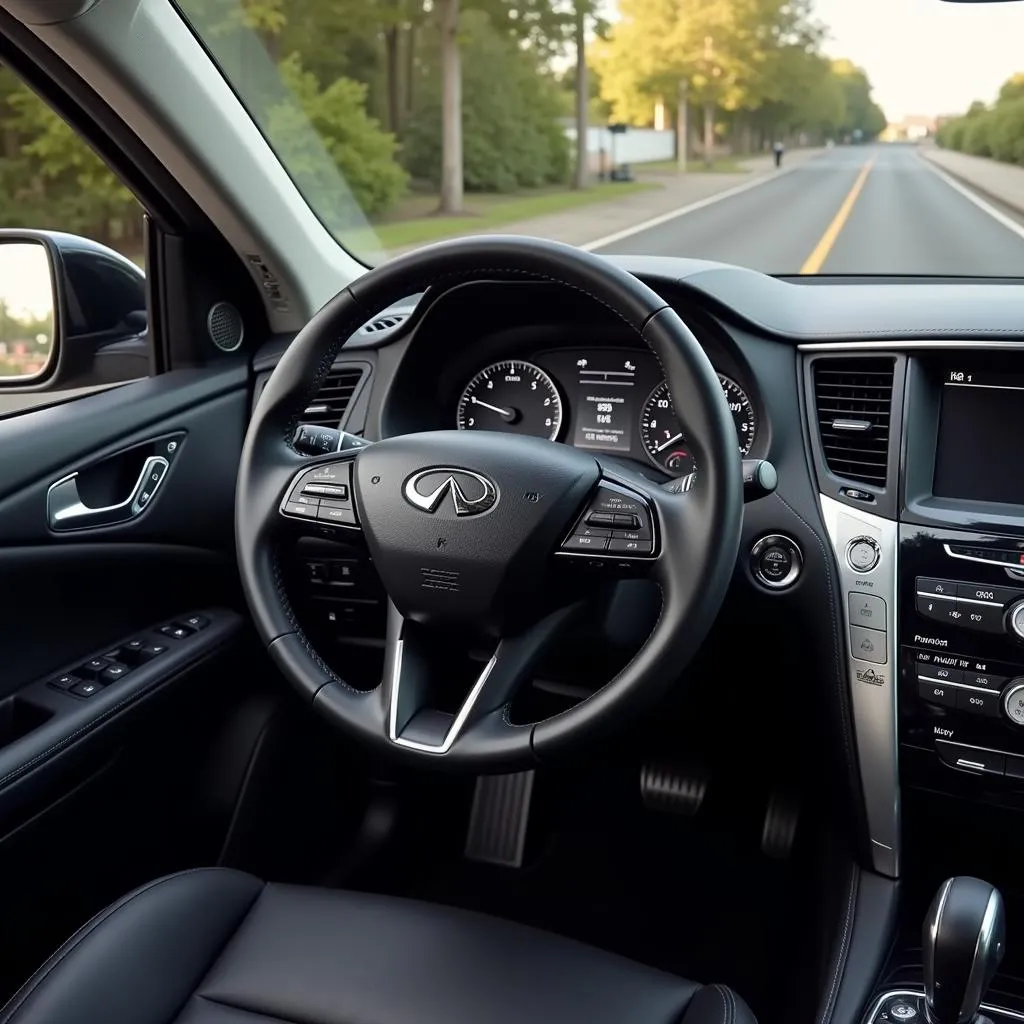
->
[471,396,515,420]
[654,432,684,453]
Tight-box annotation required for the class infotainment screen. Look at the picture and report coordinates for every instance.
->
[934,368,1024,506]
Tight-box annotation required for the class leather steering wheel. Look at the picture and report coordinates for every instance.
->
[236,236,743,769]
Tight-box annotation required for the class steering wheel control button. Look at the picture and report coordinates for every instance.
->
[850,624,886,664]
[316,499,357,525]
[284,498,320,519]
[750,534,802,590]
[303,482,349,499]
[849,593,886,629]
[847,536,881,573]
[284,462,359,530]
[1002,681,1024,726]
[586,512,617,527]
[561,482,656,559]
[564,533,609,552]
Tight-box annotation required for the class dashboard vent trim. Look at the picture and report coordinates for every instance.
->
[303,365,366,428]
[812,357,895,489]
[360,313,409,336]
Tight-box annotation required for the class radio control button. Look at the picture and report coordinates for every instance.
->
[919,680,957,707]
[956,688,1001,717]
[918,665,963,684]
[916,594,963,626]
[956,582,1020,605]
[959,602,1004,633]
[917,577,956,597]
[1003,680,1024,726]
[847,537,880,573]
[965,671,1007,691]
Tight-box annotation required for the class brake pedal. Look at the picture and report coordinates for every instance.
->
[640,760,708,817]
[464,771,535,868]
[761,786,800,859]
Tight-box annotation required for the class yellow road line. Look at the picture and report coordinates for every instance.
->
[800,159,875,274]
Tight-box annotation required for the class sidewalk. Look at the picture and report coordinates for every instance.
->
[392,148,825,255]
[920,146,1024,215]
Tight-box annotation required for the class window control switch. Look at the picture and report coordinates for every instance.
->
[160,624,193,640]
[79,657,112,678]
[100,663,130,684]
[70,680,103,698]
[137,643,168,662]
[48,672,80,692]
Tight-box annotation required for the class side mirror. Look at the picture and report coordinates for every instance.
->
[0,236,60,384]
[0,229,148,391]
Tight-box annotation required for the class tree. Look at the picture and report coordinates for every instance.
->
[997,73,1024,106]
[831,59,886,140]
[437,0,463,213]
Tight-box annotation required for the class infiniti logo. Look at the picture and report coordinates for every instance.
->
[403,468,498,517]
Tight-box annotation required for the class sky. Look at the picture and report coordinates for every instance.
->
[815,0,1024,122]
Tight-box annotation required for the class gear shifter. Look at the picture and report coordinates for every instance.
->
[923,877,1005,1024]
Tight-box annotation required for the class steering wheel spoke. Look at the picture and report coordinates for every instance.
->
[384,601,576,760]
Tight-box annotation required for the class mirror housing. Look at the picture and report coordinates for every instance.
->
[0,229,147,390]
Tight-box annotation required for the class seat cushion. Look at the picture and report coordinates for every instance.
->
[0,868,756,1024]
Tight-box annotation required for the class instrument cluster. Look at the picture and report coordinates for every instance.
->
[454,347,759,477]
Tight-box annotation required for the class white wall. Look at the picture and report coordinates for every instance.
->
[563,126,676,168]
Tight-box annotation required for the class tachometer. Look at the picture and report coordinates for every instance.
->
[639,375,757,475]
[457,360,563,441]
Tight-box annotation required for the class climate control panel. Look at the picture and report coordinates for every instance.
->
[915,576,1024,636]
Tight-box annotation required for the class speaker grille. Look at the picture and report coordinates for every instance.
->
[207,301,244,353]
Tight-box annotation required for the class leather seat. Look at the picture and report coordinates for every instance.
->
[0,868,756,1024]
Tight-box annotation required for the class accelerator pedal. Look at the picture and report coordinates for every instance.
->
[640,760,709,817]
[761,786,800,859]
[464,771,535,868]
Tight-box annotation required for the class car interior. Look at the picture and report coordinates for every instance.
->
[1,1,1024,1024]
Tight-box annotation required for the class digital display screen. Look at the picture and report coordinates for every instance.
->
[934,368,1024,506]
[570,352,640,451]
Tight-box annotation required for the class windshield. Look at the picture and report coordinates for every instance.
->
[176,0,1024,276]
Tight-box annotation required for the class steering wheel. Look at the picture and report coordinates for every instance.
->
[236,236,743,769]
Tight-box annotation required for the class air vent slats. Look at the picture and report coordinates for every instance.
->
[360,313,409,335]
[812,357,895,488]
[302,366,364,428]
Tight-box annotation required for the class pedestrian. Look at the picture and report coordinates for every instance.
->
[773,140,785,168]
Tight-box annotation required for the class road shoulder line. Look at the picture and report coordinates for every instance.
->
[579,155,824,252]
[919,155,1024,244]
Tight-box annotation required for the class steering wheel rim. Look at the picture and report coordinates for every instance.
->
[236,235,743,769]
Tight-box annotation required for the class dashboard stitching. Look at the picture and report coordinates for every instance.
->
[772,493,857,786]
[817,863,858,1024]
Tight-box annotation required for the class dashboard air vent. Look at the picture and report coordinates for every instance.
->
[302,366,365,427]
[360,313,408,335]
[813,357,895,488]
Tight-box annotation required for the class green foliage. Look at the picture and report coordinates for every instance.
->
[937,74,1024,168]
[270,54,408,217]
[403,11,569,193]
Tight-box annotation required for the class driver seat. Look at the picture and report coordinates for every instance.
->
[0,868,756,1024]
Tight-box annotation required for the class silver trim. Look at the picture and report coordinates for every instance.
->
[386,634,499,754]
[1010,604,1024,641]
[47,455,169,531]
[917,675,998,695]
[944,544,1024,571]
[847,536,881,573]
[962,888,1006,1023]
[916,591,1002,608]
[750,534,803,589]
[866,989,1024,1024]
[800,341,1024,352]
[820,494,900,877]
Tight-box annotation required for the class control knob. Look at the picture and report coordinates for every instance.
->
[1003,678,1024,727]
[1007,599,1024,641]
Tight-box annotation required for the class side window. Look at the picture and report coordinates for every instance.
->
[0,62,150,409]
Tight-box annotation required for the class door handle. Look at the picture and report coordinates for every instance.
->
[47,455,170,531]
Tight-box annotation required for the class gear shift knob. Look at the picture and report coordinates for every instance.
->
[923,877,1005,1024]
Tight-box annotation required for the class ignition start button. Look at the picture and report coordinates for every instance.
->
[847,536,881,573]
[751,534,803,590]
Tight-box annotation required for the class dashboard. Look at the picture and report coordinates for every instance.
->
[452,349,756,478]
[256,259,1024,891]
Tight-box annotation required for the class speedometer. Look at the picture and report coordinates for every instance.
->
[456,360,563,441]
[639,375,757,475]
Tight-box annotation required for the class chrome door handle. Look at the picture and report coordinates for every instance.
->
[47,455,170,531]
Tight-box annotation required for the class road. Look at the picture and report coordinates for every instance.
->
[594,144,1024,275]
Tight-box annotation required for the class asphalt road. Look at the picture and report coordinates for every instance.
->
[595,144,1024,275]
